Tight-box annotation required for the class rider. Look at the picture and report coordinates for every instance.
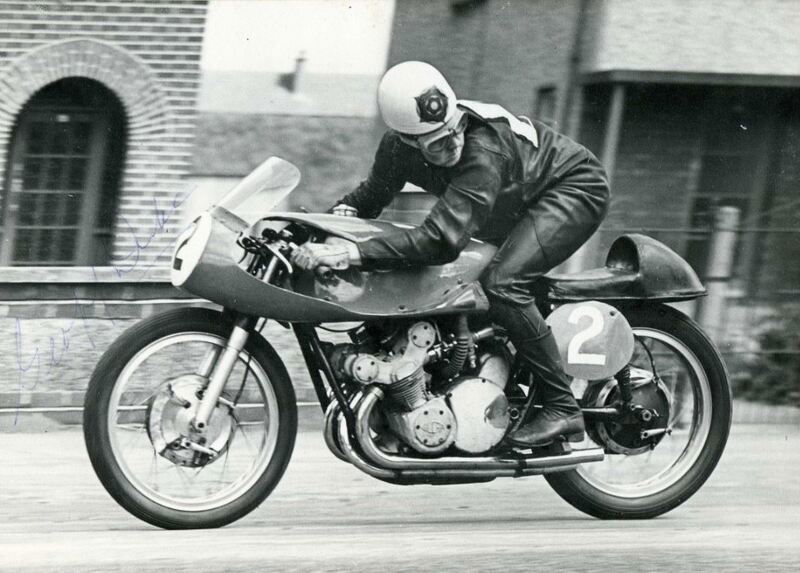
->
[291,61,610,447]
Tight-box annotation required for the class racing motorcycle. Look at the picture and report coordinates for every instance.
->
[83,157,732,529]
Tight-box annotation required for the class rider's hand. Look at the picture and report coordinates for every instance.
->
[291,238,361,271]
[332,204,359,218]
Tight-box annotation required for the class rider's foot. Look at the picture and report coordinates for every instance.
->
[506,407,585,447]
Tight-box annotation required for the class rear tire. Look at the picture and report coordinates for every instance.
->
[83,308,297,529]
[545,303,731,519]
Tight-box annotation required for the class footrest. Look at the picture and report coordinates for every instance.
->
[566,431,585,444]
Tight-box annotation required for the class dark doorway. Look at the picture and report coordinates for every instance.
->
[1,77,126,265]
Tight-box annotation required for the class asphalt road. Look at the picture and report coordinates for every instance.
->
[0,424,798,572]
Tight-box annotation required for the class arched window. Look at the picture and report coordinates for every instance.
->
[1,78,126,265]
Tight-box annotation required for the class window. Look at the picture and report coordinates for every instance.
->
[684,89,777,287]
[1,78,126,265]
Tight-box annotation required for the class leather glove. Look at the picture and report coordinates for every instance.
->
[332,204,359,218]
[291,239,361,271]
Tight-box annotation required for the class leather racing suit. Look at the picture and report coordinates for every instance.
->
[336,100,610,444]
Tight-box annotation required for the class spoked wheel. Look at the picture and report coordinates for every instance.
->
[83,308,297,529]
[546,304,731,519]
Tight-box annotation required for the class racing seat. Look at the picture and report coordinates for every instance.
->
[543,234,706,303]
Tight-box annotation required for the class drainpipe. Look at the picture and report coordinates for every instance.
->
[697,206,741,341]
[561,0,595,274]
[562,82,625,274]
[562,0,591,138]
[562,81,625,273]
[601,83,626,184]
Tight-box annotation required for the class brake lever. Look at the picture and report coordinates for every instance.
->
[265,242,293,275]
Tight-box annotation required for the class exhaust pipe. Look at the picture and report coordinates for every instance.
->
[323,401,351,464]
[335,407,400,480]
[335,408,530,481]
[329,386,604,481]
[355,386,603,473]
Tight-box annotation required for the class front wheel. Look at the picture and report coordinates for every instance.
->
[83,308,297,529]
[546,303,732,519]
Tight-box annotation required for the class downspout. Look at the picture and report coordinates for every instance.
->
[561,0,592,138]
[561,0,593,273]
[601,83,626,184]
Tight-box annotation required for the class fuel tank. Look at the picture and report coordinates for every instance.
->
[173,209,496,322]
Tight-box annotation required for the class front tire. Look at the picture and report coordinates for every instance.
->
[546,303,732,519]
[83,308,297,529]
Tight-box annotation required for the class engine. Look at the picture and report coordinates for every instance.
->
[330,319,511,455]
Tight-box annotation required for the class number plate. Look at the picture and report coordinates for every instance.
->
[546,301,634,380]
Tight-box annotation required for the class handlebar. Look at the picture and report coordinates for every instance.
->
[243,228,339,280]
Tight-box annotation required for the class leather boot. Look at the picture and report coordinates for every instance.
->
[505,328,585,447]
[486,297,584,448]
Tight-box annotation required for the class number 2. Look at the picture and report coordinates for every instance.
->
[567,305,607,366]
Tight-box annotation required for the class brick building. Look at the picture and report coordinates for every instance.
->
[0,0,392,268]
[2,0,798,295]
[0,0,390,405]
[0,0,207,267]
[1,0,799,409]
[387,0,800,303]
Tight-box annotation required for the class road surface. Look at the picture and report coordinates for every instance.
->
[0,424,798,572]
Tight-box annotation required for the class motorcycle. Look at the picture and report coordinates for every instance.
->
[83,157,732,529]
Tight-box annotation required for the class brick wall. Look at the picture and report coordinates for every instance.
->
[381,0,800,283]
[387,0,581,127]
[0,265,324,402]
[191,113,382,213]
[387,1,485,102]
[588,0,800,77]
[0,0,208,266]
[594,84,706,256]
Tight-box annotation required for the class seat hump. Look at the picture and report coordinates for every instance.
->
[545,234,706,302]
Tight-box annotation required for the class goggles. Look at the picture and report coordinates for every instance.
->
[400,110,468,153]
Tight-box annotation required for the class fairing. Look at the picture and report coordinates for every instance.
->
[174,207,495,322]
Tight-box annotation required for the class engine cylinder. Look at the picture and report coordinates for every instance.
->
[388,361,427,410]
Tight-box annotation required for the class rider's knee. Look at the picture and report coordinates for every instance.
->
[480,268,541,307]
[480,267,512,302]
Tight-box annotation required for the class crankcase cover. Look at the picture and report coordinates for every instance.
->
[384,396,456,455]
[446,377,509,454]
[475,349,511,390]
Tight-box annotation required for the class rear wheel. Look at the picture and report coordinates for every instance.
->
[545,304,731,519]
[83,308,297,529]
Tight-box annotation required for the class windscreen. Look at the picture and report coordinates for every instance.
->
[217,157,301,224]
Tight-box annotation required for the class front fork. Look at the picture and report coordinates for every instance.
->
[193,315,256,432]
[191,251,285,432]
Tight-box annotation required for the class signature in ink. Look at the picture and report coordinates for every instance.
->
[12,290,95,423]
[107,185,197,279]
[10,185,200,422]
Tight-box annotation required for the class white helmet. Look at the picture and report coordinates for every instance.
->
[377,61,458,136]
